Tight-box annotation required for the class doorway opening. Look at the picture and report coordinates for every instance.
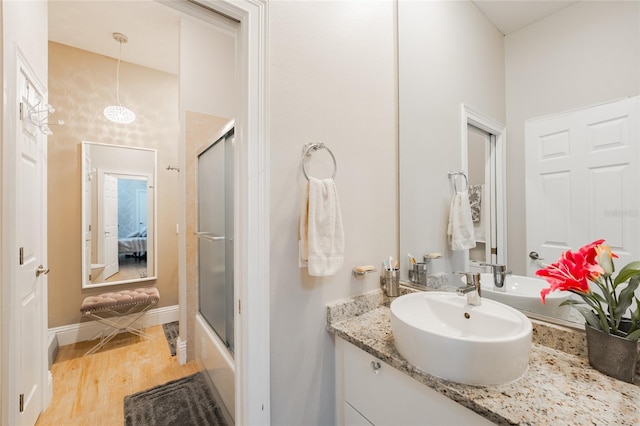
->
[461,104,507,272]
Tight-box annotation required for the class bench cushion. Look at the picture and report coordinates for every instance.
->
[81,287,160,313]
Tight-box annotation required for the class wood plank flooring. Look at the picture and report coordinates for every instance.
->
[36,325,200,426]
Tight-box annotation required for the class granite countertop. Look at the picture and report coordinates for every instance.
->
[326,288,640,426]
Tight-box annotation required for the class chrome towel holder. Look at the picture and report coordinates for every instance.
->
[301,142,337,181]
[448,170,468,192]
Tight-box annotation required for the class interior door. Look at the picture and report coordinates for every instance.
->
[525,96,639,275]
[102,174,119,279]
[15,53,49,426]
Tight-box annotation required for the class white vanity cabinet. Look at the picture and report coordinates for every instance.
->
[335,338,494,426]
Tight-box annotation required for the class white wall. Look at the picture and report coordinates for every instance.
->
[2,0,47,82]
[398,1,505,277]
[268,1,396,424]
[179,16,236,117]
[179,16,236,361]
[505,1,640,274]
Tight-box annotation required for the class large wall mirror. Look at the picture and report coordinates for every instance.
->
[398,1,639,325]
[81,141,157,288]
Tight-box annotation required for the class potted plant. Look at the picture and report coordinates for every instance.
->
[536,239,640,383]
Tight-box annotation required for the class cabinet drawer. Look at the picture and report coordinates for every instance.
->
[340,338,493,426]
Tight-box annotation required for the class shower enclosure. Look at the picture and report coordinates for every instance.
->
[197,127,234,354]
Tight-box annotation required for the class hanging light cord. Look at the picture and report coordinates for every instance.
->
[103,32,135,124]
[115,40,123,106]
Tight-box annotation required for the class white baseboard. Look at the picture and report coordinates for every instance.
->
[49,304,179,346]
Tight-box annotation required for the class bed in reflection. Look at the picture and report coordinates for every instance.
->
[118,228,147,259]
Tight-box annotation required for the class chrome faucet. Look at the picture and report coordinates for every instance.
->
[481,263,512,290]
[456,272,481,306]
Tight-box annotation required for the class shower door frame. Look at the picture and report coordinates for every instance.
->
[197,125,235,353]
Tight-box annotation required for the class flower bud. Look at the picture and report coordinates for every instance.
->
[595,245,616,276]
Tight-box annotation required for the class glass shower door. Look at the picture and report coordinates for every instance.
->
[197,128,234,353]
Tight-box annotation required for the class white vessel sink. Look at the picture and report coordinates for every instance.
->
[478,273,572,319]
[390,291,532,386]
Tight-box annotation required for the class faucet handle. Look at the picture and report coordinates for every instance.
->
[455,271,482,304]
[480,262,506,271]
[455,271,481,287]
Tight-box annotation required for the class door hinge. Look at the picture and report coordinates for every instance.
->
[19,247,24,265]
[19,102,24,121]
[19,393,24,413]
[238,300,241,315]
[491,247,498,255]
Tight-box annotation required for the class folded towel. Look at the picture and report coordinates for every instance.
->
[299,177,344,276]
[447,191,476,251]
[298,182,310,268]
[468,184,482,223]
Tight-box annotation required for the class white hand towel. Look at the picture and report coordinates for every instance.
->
[299,182,309,268]
[447,191,476,251]
[306,177,344,276]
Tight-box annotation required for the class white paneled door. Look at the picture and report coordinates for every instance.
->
[14,53,50,426]
[102,174,119,279]
[526,96,639,275]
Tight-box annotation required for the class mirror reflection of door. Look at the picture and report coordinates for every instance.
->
[102,173,119,279]
[525,96,640,276]
[81,141,156,288]
[467,124,494,268]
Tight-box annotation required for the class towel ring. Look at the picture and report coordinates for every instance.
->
[448,171,468,192]
[302,142,337,181]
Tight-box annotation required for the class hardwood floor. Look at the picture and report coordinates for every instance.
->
[36,325,200,426]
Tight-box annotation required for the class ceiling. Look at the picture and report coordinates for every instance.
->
[471,0,579,35]
[48,0,581,74]
[48,0,182,74]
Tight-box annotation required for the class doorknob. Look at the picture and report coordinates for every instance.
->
[529,251,544,261]
[36,265,50,277]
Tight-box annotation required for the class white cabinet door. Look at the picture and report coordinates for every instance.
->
[337,338,493,426]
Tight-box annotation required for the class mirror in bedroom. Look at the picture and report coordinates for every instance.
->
[81,141,157,288]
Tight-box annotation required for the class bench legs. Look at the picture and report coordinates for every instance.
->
[82,301,157,356]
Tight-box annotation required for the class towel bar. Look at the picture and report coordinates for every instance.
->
[302,142,337,181]
[448,170,468,192]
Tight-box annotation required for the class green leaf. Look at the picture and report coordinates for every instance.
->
[560,299,584,307]
[593,280,613,306]
[631,298,640,329]
[614,277,640,320]
[574,306,605,331]
[590,292,607,304]
[625,328,640,341]
[613,261,640,287]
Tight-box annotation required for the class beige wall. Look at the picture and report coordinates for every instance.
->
[269,2,396,424]
[505,1,640,274]
[47,42,180,328]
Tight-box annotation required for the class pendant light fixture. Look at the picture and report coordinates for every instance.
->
[103,32,136,124]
